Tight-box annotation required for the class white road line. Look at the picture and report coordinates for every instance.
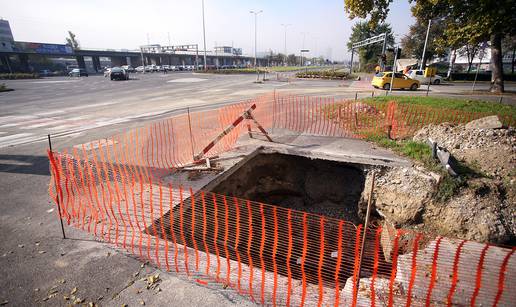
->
[167,78,207,83]
[31,80,81,84]
[35,110,65,116]
[64,101,120,111]
[49,124,75,131]
[0,115,38,125]
[0,135,45,148]
[24,119,67,129]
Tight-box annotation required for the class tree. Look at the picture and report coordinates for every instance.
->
[458,43,481,73]
[343,0,516,93]
[286,54,297,66]
[65,31,80,50]
[400,18,446,67]
[502,35,516,74]
[347,21,394,72]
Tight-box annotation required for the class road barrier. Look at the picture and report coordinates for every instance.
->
[48,92,515,306]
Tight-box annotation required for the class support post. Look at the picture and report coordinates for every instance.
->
[355,171,376,297]
[187,108,195,161]
[48,134,66,239]
[388,46,398,95]
[349,48,354,74]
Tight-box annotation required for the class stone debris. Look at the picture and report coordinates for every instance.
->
[413,121,515,179]
[464,115,503,130]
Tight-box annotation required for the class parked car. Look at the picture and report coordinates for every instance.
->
[405,69,443,85]
[371,72,420,90]
[69,68,88,77]
[109,67,129,80]
[155,65,162,72]
[39,69,51,77]
[135,66,144,73]
[121,65,135,73]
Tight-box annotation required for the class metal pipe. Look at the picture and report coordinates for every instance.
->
[355,171,376,297]
[202,0,208,71]
[187,108,195,160]
[389,46,398,94]
[48,134,66,239]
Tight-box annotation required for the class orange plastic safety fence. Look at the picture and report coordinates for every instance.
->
[47,92,515,306]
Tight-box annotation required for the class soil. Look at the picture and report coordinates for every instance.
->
[369,120,516,244]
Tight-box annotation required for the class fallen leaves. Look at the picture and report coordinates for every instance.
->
[142,273,161,290]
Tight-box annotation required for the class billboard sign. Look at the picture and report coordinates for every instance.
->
[14,42,73,54]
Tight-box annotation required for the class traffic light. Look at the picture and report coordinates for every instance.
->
[381,53,387,65]
[396,48,402,59]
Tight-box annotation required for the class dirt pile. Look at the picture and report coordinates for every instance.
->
[364,117,515,244]
[413,122,515,179]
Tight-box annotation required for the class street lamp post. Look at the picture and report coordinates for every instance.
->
[419,19,432,70]
[250,10,263,68]
[202,0,208,71]
[281,23,291,66]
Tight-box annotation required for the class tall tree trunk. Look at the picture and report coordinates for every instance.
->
[490,33,504,93]
[447,49,456,79]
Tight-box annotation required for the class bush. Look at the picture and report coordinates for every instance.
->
[295,69,351,80]
[0,73,40,80]
[449,73,516,81]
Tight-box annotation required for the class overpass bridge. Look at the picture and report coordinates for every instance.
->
[0,42,265,73]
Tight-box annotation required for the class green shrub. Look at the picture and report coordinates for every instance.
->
[295,69,350,80]
[0,73,40,80]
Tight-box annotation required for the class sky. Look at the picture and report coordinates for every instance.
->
[1,0,415,61]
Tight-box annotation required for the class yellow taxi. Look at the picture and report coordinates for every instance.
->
[371,72,420,90]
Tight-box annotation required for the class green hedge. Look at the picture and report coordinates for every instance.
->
[0,73,40,80]
[295,70,351,80]
[449,73,516,81]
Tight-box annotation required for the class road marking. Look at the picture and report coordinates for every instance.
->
[0,133,44,148]
[167,78,207,83]
[31,80,81,84]
[0,115,38,125]
[24,119,67,129]
[63,101,120,111]
[35,110,65,116]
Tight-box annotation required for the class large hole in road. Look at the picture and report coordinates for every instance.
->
[210,153,366,223]
[151,153,391,287]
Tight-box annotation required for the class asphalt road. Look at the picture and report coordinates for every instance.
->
[0,71,514,306]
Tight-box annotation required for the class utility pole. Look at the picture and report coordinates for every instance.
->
[420,19,432,70]
[202,0,208,71]
[167,32,171,46]
[146,33,150,45]
[300,32,308,66]
[349,48,354,74]
[281,23,291,66]
[389,46,399,95]
[250,10,263,68]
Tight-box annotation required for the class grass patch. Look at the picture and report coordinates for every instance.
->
[362,96,516,117]
[366,134,486,202]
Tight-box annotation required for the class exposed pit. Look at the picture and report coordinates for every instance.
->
[209,153,367,224]
[151,152,392,287]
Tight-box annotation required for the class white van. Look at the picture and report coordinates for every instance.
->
[405,69,443,85]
